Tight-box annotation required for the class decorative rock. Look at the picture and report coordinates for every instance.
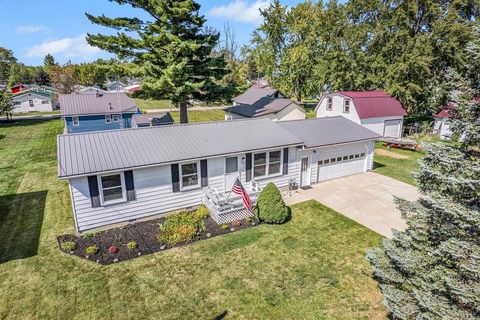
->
[138,252,142,256]
[206,233,211,238]
[96,260,100,263]
[230,228,235,232]
[113,258,118,263]
[160,245,166,250]
[252,222,256,226]
[85,255,89,259]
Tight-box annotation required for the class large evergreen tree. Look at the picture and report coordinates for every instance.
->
[367,34,480,319]
[85,0,227,123]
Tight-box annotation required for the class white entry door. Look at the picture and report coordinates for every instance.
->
[384,119,402,138]
[224,156,240,192]
[300,156,310,187]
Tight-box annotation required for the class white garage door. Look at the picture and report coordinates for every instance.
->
[317,151,367,182]
[384,119,402,138]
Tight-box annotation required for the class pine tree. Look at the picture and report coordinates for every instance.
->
[367,35,480,319]
[43,54,56,68]
[85,0,227,123]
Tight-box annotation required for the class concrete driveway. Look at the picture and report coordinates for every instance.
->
[284,172,420,238]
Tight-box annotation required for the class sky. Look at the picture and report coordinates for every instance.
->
[0,0,302,66]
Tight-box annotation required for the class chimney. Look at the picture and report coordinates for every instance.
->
[96,90,102,98]
[148,118,153,127]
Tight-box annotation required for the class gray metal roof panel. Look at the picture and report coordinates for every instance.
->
[278,116,381,148]
[58,118,304,178]
[59,92,137,116]
[226,98,298,118]
[232,87,278,105]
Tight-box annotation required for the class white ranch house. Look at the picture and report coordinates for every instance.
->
[11,88,55,113]
[315,90,407,138]
[57,117,380,232]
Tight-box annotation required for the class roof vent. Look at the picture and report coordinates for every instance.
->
[109,102,113,110]
[96,90,103,98]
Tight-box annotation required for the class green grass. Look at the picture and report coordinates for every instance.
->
[170,109,225,123]
[12,111,61,116]
[0,119,386,319]
[373,141,425,185]
[135,98,173,111]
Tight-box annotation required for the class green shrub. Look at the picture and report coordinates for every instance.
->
[85,245,99,255]
[60,241,76,252]
[253,182,290,224]
[127,241,138,250]
[195,204,209,220]
[157,211,206,245]
[245,216,252,223]
[82,231,99,239]
[221,224,229,230]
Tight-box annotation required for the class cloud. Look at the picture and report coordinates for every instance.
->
[208,0,270,24]
[16,25,50,34]
[25,34,100,58]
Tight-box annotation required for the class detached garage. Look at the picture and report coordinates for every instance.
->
[383,119,403,138]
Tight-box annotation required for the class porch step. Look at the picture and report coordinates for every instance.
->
[210,209,254,225]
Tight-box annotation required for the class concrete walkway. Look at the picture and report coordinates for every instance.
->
[284,172,420,238]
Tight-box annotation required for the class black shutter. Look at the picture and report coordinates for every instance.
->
[171,164,180,192]
[124,170,136,201]
[246,153,252,182]
[87,175,101,208]
[283,148,289,175]
[200,160,208,187]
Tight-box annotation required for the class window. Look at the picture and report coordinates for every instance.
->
[181,162,199,189]
[354,154,360,159]
[253,153,266,178]
[72,116,79,126]
[225,156,238,174]
[324,159,330,164]
[41,100,49,104]
[360,152,365,157]
[105,114,112,124]
[99,174,125,204]
[344,99,350,113]
[327,97,333,111]
[343,156,348,161]
[13,101,21,105]
[268,150,281,175]
[29,100,34,107]
[253,150,282,178]
[112,114,120,122]
[336,157,342,162]
[330,158,336,163]
[349,154,354,159]
[318,160,323,166]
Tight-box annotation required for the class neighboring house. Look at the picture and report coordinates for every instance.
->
[76,86,109,95]
[105,80,127,92]
[57,116,380,232]
[60,92,139,133]
[315,90,407,138]
[225,84,305,121]
[131,112,174,127]
[124,84,142,93]
[11,88,54,113]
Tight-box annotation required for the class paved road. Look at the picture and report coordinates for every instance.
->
[284,172,420,238]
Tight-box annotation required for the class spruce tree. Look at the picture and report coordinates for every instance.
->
[367,38,480,318]
[85,0,227,123]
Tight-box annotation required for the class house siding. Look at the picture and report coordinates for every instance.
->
[361,116,403,137]
[70,147,299,232]
[65,113,134,133]
[316,94,361,123]
[12,95,53,113]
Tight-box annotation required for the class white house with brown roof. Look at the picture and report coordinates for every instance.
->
[225,84,305,122]
[315,90,407,138]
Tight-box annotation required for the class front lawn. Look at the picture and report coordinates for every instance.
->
[373,141,425,185]
[135,98,173,111]
[0,119,385,319]
[170,109,225,123]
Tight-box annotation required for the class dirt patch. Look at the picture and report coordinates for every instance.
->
[57,215,260,265]
[375,149,410,159]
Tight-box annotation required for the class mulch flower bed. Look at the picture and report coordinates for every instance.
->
[57,215,260,265]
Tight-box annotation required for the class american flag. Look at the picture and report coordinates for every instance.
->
[231,177,252,210]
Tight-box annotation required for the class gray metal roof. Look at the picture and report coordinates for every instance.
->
[59,93,137,116]
[226,98,301,118]
[232,86,279,105]
[278,116,381,148]
[132,113,174,126]
[57,118,304,178]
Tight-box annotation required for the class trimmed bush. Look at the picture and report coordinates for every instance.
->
[157,211,206,245]
[195,204,209,220]
[253,182,290,224]
[60,241,76,252]
[85,245,99,255]
[127,241,138,250]
[221,224,229,230]
[245,216,252,223]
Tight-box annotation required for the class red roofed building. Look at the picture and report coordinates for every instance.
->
[314,90,407,138]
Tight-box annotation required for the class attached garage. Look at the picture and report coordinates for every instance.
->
[383,119,402,138]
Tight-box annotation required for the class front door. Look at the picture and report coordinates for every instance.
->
[300,156,310,187]
[224,156,240,192]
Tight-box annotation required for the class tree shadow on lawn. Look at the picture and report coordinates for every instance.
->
[373,161,386,169]
[0,118,58,128]
[0,191,47,264]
